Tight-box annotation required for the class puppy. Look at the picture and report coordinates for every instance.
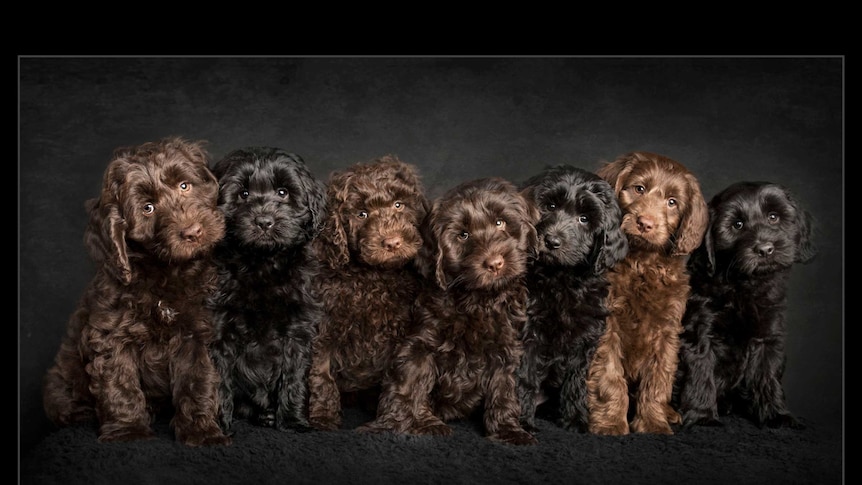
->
[516,165,628,433]
[208,147,326,433]
[360,177,539,445]
[587,151,708,435]
[676,181,816,429]
[307,155,429,430]
[42,137,230,446]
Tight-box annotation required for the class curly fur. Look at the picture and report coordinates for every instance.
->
[675,181,816,429]
[516,165,628,433]
[307,155,429,430]
[208,147,326,433]
[359,177,540,445]
[42,137,230,446]
[587,151,709,435]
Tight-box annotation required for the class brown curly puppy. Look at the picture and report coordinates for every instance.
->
[307,155,429,430]
[587,151,708,435]
[359,177,539,445]
[42,137,230,446]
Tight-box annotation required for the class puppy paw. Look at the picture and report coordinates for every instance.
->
[682,410,722,428]
[176,426,232,447]
[590,423,629,436]
[255,410,276,428]
[411,421,453,437]
[489,428,537,446]
[309,415,341,431]
[631,418,674,435]
[763,414,805,429]
[98,424,155,443]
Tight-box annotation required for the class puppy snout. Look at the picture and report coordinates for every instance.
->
[382,236,403,252]
[484,254,505,274]
[255,215,275,231]
[756,242,775,257]
[636,215,655,233]
[544,234,562,250]
[182,222,203,242]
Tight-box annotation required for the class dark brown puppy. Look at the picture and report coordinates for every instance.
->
[587,151,708,435]
[42,137,230,446]
[360,177,539,445]
[307,155,429,430]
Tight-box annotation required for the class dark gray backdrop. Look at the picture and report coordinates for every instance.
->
[18,57,843,453]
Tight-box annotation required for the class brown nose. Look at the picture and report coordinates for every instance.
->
[484,255,505,273]
[382,236,403,251]
[182,222,203,242]
[636,215,655,233]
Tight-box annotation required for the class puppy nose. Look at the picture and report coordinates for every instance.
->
[544,234,562,250]
[636,215,655,233]
[382,236,403,251]
[756,242,775,256]
[484,255,505,273]
[182,222,203,242]
[255,215,274,231]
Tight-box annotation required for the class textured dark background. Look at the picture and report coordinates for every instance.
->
[19,57,843,458]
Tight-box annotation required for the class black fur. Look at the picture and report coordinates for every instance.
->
[516,165,628,432]
[676,181,816,429]
[208,147,326,433]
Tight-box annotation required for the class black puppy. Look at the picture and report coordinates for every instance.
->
[208,147,326,433]
[516,165,628,432]
[676,181,816,429]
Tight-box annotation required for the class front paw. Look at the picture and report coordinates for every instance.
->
[763,413,805,429]
[489,428,537,446]
[411,419,453,437]
[175,425,232,447]
[98,423,155,443]
[682,409,722,428]
[631,417,674,435]
[309,414,341,431]
[590,422,629,436]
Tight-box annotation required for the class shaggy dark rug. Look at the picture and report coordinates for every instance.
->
[19,405,842,485]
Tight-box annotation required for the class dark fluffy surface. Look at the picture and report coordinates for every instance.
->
[20,406,841,485]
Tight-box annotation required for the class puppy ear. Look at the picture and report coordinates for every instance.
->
[672,173,710,256]
[596,156,633,195]
[594,221,629,275]
[313,207,349,269]
[83,197,132,285]
[687,217,716,277]
[518,187,541,258]
[414,202,448,288]
[789,195,818,264]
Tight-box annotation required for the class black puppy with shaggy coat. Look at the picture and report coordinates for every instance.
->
[516,165,628,433]
[675,181,816,429]
[208,147,326,433]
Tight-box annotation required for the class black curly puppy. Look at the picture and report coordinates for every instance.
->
[676,181,816,429]
[208,147,326,433]
[516,165,628,432]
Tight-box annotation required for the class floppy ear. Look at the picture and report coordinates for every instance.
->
[313,171,352,269]
[687,216,716,277]
[413,201,447,288]
[596,156,632,195]
[518,188,541,259]
[672,173,709,256]
[83,196,132,285]
[306,178,328,238]
[789,194,817,264]
[593,221,628,274]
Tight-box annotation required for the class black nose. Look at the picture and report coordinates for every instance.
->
[544,234,562,250]
[255,215,274,230]
[756,242,775,257]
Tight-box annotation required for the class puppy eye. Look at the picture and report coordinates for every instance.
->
[240,190,249,200]
[732,220,744,230]
[277,187,288,198]
[495,219,506,230]
[578,215,589,224]
[546,203,556,212]
[767,212,780,224]
[394,201,404,209]
[143,203,155,215]
[634,185,645,194]
[358,210,368,219]
[179,181,190,191]
[458,231,469,240]
[668,198,678,208]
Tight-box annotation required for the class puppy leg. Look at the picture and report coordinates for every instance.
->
[88,347,155,443]
[275,335,313,431]
[43,332,97,426]
[485,369,537,445]
[630,329,681,435]
[307,350,342,431]
[515,346,542,432]
[587,329,630,435]
[745,335,804,429]
[677,321,722,428]
[170,340,231,446]
[209,343,237,433]
[558,351,592,433]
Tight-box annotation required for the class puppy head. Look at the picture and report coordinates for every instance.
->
[691,181,817,277]
[212,147,326,251]
[313,155,429,270]
[84,136,226,284]
[597,151,708,256]
[421,177,539,291]
[521,165,628,273]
